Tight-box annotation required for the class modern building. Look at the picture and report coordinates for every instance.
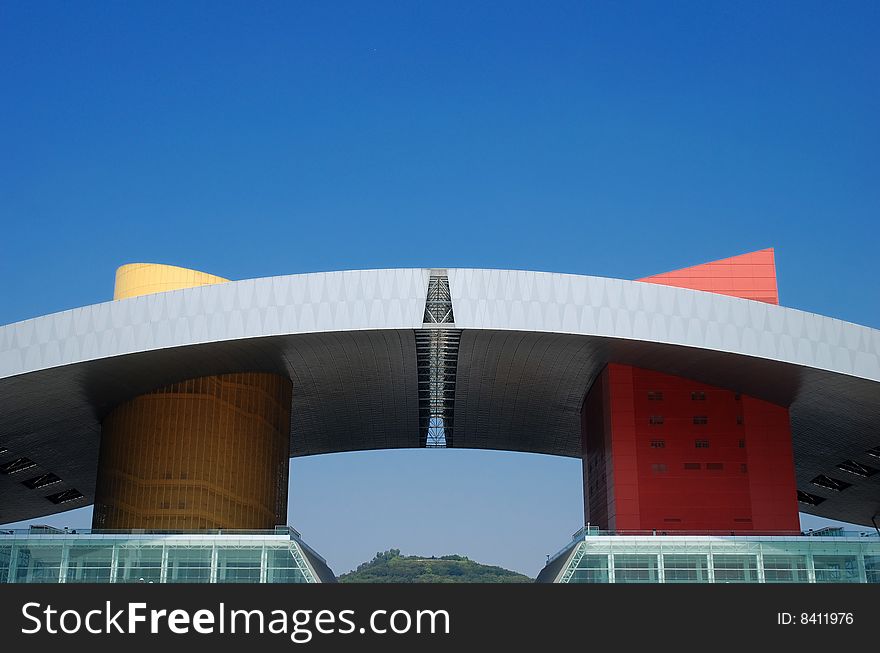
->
[1,250,879,582]
[537,527,879,584]
[0,526,334,584]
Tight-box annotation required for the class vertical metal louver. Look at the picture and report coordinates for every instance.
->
[417,271,460,448]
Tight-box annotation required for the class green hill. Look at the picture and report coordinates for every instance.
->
[338,549,533,583]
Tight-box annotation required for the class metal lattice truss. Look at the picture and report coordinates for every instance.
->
[423,273,454,324]
[417,273,459,448]
[416,329,460,447]
[559,542,587,583]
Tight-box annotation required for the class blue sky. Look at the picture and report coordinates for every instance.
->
[0,2,877,576]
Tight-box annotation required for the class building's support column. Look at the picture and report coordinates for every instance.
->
[581,364,799,534]
[110,545,119,584]
[210,545,219,584]
[8,547,19,584]
[0,550,9,584]
[856,553,868,584]
[92,372,292,531]
[160,546,169,584]
[806,553,816,583]
[59,544,69,583]
[756,547,766,583]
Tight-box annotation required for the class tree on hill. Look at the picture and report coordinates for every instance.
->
[338,549,532,583]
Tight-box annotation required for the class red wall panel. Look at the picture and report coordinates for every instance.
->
[582,364,799,533]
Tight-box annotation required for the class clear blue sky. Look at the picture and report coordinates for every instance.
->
[1,2,877,576]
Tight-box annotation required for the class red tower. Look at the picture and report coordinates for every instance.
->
[581,250,799,533]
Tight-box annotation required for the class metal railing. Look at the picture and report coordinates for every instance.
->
[546,525,879,566]
[0,525,303,538]
[567,525,877,539]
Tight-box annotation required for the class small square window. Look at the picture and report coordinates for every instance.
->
[649,416,664,425]
[647,391,663,401]
[706,462,723,470]
[695,439,709,448]
[684,463,701,470]
[738,439,746,448]
[691,391,706,401]
[736,415,744,425]
[650,439,665,448]
[693,416,708,425]
[651,463,667,473]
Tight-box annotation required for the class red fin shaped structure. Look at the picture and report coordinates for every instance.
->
[639,248,779,304]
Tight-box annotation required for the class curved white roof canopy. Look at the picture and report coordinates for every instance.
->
[1,268,878,525]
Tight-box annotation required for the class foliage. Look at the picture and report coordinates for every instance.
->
[338,549,532,583]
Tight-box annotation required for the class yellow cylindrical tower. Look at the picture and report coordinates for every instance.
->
[92,373,292,530]
[93,264,292,530]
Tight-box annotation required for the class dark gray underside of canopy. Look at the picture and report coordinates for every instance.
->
[1,329,878,527]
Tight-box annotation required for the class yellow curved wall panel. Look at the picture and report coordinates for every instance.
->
[114,263,229,300]
[92,372,292,530]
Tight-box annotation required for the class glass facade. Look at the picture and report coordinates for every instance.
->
[663,554,709,583]
[0,528,326,584]
[552,534,880,583]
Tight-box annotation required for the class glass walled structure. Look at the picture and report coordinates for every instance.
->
[538,528,880,583]
[0,526,335,584]
[3,256,880,586]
